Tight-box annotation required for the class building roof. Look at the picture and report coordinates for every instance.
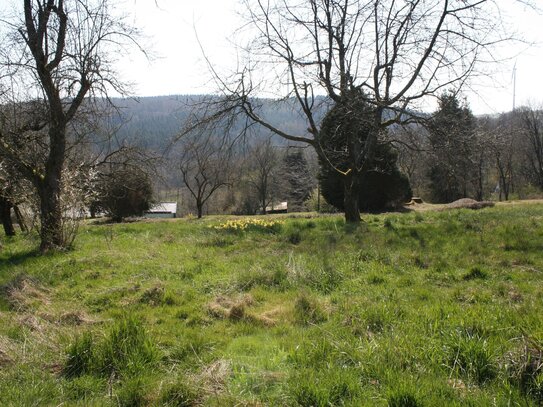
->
[146,202,177,214]
[266,201,288,212]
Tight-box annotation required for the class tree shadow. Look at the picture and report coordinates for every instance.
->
[0,248,40,269]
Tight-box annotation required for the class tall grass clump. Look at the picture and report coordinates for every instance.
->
[506,336,543,404]
[160,380,200,406]
[387,387,422,407]
[444,330,496,385]
[98,314,159,376]
[116,376,148,407]
[288,369,359,406]
[294,293,327,325]
[63,315,159,379]
[63,332,95,378]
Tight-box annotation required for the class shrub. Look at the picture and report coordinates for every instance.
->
[93,165,154,222]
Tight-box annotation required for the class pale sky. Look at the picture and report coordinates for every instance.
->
[2,0,543,115]
[122,0,543,115]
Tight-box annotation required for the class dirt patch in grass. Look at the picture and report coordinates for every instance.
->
[1,275,50,311]
[207,294,254,321]
[444,198,495,210]
[58,311,97,325]
[0,336,16,367]
[199,359,232,395]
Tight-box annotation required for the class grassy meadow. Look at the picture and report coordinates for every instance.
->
[1,202,543,406]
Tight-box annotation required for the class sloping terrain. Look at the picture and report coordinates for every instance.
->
[1,204,542,405]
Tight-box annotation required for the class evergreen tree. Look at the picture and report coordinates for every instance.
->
[427,92,476,203]
[281,148,314,212]
[318,97,412,212]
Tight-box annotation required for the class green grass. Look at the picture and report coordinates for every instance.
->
[1,204,543,405]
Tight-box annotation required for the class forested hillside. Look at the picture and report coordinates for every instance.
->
[110,95,319,151]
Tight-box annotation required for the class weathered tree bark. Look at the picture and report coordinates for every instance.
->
[342,174,361,224]
[196,201,204,219]
[0,196,16,236]
[13,206,28,233]
[37,178,64,250]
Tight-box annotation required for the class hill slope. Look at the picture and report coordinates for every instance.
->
[1,204,542,405]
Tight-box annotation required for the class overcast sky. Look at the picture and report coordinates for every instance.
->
[2,0,542,115]
[122,0,543,115]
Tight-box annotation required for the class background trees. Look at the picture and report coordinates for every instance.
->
[177,131,234,219]
[518,107,543,189]
[426,92,477,203]
[0,0,140,251]
[199,0,513,223]
[244,138,282,214]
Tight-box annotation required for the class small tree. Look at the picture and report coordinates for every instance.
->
[95,165,154,222]
[281,148,314,213]
[0,0,141,251]
[245,138,281,214]
[317,95,411,212]
[178,132,233,219]
[426,92,476,203]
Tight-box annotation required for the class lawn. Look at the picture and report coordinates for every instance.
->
[0,203,542,406]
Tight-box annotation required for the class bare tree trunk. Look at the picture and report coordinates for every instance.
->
[261,195,267,215]
[38,123,65,250]
[13,206,28,233]
[343,175,361,224]
[38,179,63,251]
[196,201,203,219]
[0,196,16,237]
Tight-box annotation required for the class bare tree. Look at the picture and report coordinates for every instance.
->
[479,112,519,201]
[0,0,141,251]
[199,0,523,222]
[518,106,543,190]
[178,132,234,219]
[246,137,282,214]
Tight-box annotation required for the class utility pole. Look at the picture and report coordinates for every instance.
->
[512,61,517,112]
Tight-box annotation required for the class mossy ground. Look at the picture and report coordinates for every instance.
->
[1,203,543,405]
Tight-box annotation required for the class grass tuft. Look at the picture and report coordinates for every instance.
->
[294,293,327,325]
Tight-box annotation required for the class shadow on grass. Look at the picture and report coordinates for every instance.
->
[0,248,40,269]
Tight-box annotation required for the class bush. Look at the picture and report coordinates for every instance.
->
[93,165,154,222]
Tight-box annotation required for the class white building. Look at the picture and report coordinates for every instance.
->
[144,202,177,218]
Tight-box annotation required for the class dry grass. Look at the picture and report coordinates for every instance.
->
[207,294,255,320]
